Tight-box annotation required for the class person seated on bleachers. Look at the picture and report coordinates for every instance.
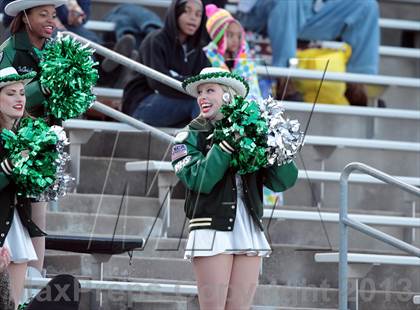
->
[122,0,210,127]
[102,4,163,51]
[236,0,380,106]
[204,4,261,102]
[99,4,163,88]
[1,0,101,43]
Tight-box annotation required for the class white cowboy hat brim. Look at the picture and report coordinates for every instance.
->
[5,0,68,17]
[183,71,249,98]
[0,71,36,89]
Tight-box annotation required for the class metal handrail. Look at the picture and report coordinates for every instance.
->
[339,162,420,310]
[91,101,173,143]
[256,66,420,88]
[60,31,184,94]
[58,31,175,144]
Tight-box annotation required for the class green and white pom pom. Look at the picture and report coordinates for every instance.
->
[39,35,98,120]
[213,96,268,174]
[1,118,59,197]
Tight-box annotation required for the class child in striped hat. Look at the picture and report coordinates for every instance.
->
[204,4,262,102]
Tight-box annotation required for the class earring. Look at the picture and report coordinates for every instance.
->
[222,93,230,103]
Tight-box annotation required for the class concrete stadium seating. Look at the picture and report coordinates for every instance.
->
[2,0,416,308]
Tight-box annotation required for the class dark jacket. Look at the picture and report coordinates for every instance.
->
[0,140,46,248]
[122,0,210,115]
[171,117,298,232]
[0,30,47,118]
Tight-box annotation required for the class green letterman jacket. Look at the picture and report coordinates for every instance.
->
[0,30,48,117]
[171,117,298,232]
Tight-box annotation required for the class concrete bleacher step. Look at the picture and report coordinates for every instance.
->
[58,193,419,252]
[77,155,419,210]
[58,193,161,217]
[284,179,420,213]
[46,211,162,237]
[77,156,162,196]
[78,130,172,160]
[76,129,420,177]
[45,242,420,290]
[287,110,420,142]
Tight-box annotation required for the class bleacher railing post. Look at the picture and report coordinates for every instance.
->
[339,162,420,310]
[339,166,351,310]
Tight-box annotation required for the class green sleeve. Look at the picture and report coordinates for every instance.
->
[0,41,13,69]
[172,131,231,194]
[263,161,298,192]
[24,80,47,111]
[0,173,10,191]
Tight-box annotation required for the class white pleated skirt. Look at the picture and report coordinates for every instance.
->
[184,197,271,260]
[3,210,38,263]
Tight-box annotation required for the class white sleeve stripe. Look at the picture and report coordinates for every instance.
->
[3,159,13,173]
[1,161,11,175]
[219,142,232,154]
[222,140,235,152]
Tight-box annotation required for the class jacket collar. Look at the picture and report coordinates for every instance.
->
[12,30,34,52]
[190,117,214,132]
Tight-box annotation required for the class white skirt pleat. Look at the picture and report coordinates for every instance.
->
[3,210,38,263]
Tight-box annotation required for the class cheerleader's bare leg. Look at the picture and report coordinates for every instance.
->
[193,254,233,310]
[8,262,27,309]
[28,202,46,272]
[225,255,261,310]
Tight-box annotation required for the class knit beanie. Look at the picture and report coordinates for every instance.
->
[205,4,244,56]
[205,4,235,43]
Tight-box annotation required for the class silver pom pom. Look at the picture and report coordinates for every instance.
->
[37,126,75,201]
[261,97,305,166]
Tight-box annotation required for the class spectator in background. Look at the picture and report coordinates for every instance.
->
[236,0,380,106]
[122,0,210,127]
[204,4,261,102]
[55,0,101,43]
[1,0,101,43]
[100,3,163,87]
[102,4,163,50]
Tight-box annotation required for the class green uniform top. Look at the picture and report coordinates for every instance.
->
[0,30,48,117]
[171,117,298,232]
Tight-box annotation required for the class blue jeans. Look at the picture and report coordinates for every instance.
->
[67,24,102,44]
[132,93,200,128]
[104,4,163,48]
[238,0,379,74]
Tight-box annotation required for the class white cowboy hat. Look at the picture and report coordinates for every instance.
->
[5,0,68,17]
[0,67,36,89]
[182,67,249,98]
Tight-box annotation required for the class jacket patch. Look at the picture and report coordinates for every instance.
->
[174,155,191,173]
[172,144,188,161]
[16,66,33,74]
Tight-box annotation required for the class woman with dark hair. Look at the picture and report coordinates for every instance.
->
[0,0,67,286]
[122,0,210,127]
